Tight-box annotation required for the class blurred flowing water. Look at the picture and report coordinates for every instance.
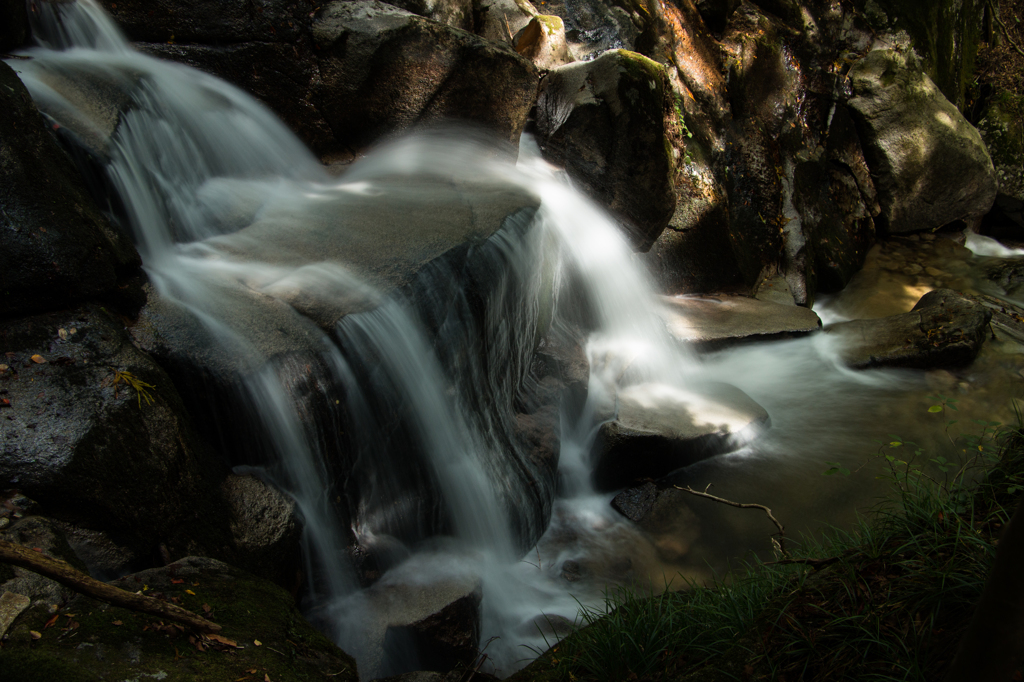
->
[8,1,1024,677]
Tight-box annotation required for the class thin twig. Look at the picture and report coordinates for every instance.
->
[674,484,789,557]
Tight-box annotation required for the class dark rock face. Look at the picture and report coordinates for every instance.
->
[0,556,359,682]
[826,289,993,370]
[0,0,30,51]
[592,381,770,490]
[847,49,997,234]
[693,0,740,34]
[97,0,538,158]
[0,304,233,562]
[0,62,141,317]
[535,50,677,251]
[312,0,539,151]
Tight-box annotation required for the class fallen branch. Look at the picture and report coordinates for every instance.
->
[994,8,1024,58]
[674,484,789,557]
[0,539,222,633]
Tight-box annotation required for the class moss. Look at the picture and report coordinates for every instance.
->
[615,49,664,83]
[535,14,563,34]
[0,559,357,682]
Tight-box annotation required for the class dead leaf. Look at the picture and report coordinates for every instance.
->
[185,589,196,595]
[0,399,10,408]
[58,328,68,341]
[112,620,123,626]
[208,634,240,648]
[43,614,59,629]
[30,355,46,364]
[171,578,184,584]
[246,669,258,675]
[30,630,42,639]
[0,364,8,372]
[254,639,262,647]
[265,675,272,682]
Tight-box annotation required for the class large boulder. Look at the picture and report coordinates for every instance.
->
[591,381,770,490]
[535,49,677,251]
[0,62,141,317]
[826,289,993,369]
[312,0,539,151]
[847,49,997,234]
[0,556,359,682]
[0,304,233,563]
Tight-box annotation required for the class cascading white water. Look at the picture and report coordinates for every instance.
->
[8,1,712,675]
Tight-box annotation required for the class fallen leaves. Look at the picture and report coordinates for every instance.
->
[30,355,46,364]
[30,630,42,640]
[43,614,59,629]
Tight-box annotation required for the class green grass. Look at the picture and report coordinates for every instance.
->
[516,405,1024,682]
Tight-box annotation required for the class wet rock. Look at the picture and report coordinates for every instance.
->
[514,404,561,471]
[514,15,574,69]
[0,304,233,561]
[385,589,482,673]
[0,556,358,682]
[535,49,677,251]
[370,566,483,676]
[559,558,584,582]
[847,49,997,234]
[312,0,539,151]
[0,62,141,318]
[221,473,302,586]
[659,294,822,350]
[611,481,658,521]
[826,289,993,370]
[591,381,770,490]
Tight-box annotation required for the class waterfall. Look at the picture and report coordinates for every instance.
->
[7,1,710,675]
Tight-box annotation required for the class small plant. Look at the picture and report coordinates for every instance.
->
[110,368,156,408]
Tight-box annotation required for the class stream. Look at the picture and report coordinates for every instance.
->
[6,1,1024,678]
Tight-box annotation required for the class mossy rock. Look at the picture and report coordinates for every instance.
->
[854,0,985,111]
[0,557,357,682]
